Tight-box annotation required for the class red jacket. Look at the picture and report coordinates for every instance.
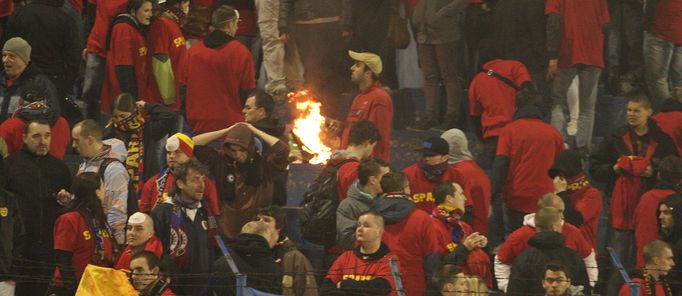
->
[468,60,531,139]
[634,187,676,268]
[449,160,491,235]
[101,20,150,112]
[652,111,682,156]
[568,185,602,253]
[326,244,399,296]
[433,218,492,287]
[651,0,682,44]
[114,236,164,270]
[497,216,592,264]
[139,170,221,216]
[340,83,393,162]
[496,117,564,213]
[375,197,441,296]
[85,0,128,57]
[402,163,460,213]
[147,15,189,111]
[185,32,255,134]
[0,116,70,159]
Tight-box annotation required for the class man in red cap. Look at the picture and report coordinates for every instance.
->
[193,122,289,241]
[139,133,220,215]
[338,51,393,162]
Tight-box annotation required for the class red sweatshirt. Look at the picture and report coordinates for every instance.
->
[449,160,491,235]
[341,83,394,163]
[403,163,461,213]
[433,218,492,287]
[652,111,682,156]
[326,245,399,296]
[568,186,603,253]
[139,171,221,216]
[634,188,676,268]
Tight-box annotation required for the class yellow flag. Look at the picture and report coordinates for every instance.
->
[76,264,138,296]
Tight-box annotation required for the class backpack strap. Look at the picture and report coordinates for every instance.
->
[97,158,119,180]
[481,68,520,91]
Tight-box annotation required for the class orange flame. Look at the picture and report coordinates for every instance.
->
[289,90,332,164]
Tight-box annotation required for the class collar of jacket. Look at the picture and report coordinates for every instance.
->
[204,30,236,49]
[353,242,390,261]
[512,104,544,121]
[1,63,41,87]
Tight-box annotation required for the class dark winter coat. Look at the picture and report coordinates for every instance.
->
[507,231,591,296]
[2,147,71,258]
[0,62,61,122]
[658,194,682,295]
[493,0,548,73]
[0,188,24,282]
[273,238,318,296]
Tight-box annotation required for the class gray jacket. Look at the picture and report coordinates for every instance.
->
[278,0,352,33]
[336,180,374,250]
[412,0,468,44]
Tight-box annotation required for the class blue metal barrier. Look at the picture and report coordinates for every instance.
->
[608,247,639,296]
[389,257,406,296]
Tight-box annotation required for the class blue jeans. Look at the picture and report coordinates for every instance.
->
[644,31,682,110]
[550,66,601,151]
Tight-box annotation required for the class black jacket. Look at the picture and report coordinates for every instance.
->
[212,233,282,296]
[0,62,61,122]
[507,231,591,296]
[2,148,71,258]
[589,120,678,196]
[279,0,352,32]
[0,188,25,282]
[493,0,548,73]
[4,0,80,89]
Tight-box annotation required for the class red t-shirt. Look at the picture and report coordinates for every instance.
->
[496,118,564,213]
[469,60,531,139]
[619,277,667,296]
[634,188,676,268]
[497,223,592,264]
[101,21,150,113]
[85,0,128,56]
[185,38,255,134]
[0,116,71,160]
[402,163,462,213]
[651,0,682,44]
[382,207,441,296]
[545,0,609,68]
[53,211,115,281]
[652,111,682,156]
[147,15,188,112]
[326,248,399,296]
[140,171,221,215]
[449,160,491,236]
[337,160,360,201]
[341,83,394,162]
[569,186,602,254]
[114,236,164,270]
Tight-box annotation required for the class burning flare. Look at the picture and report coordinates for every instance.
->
[289,90,333,164]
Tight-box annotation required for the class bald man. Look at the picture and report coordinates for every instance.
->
[495,194,597,292]
[115,212,164,270]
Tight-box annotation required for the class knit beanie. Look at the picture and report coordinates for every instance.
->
[166,133,194,157]
[3,37,31,64]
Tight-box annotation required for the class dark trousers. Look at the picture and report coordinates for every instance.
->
[606,0,643,73]
[504,207,528,235]
[417,41,463,122]
[294,22,350,120]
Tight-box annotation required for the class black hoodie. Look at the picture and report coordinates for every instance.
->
[212,233,282,296]
[657,194,682,294]
[507,231,591,296]
[3,0,80,89]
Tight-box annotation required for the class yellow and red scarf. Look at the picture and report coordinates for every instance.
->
[112,110,146,196]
